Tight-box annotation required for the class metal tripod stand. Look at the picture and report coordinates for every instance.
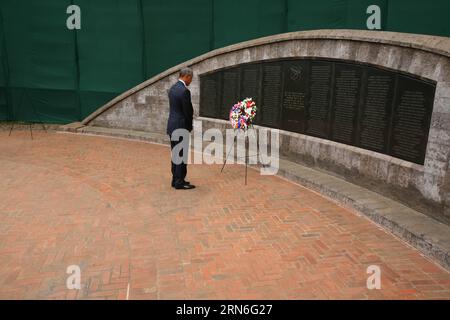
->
[220,128,258,185]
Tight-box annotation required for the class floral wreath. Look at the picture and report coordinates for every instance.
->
[229,97,257,130]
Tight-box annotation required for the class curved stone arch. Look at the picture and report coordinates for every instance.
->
[79,29,450,219]
[198,55,438,91]
[83,29,450,126]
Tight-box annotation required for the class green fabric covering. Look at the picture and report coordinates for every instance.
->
[0,88,7,120]
[76,0,144,93]
[7,87,78,123]
[0,7,9,120]
[0,0,448,123]
[288,0,348,31]
[79,90,118,119]
[213,0,286,48]
[387,0,450,35]
[142,0,212,77]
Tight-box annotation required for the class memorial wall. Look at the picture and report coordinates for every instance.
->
[199,59,436,165]
[78,30,450,220]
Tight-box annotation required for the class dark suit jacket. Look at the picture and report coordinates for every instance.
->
[166,80,194,136]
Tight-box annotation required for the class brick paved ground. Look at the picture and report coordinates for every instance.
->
[0,130,449,300]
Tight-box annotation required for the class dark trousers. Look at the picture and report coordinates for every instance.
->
[169,134,188,186]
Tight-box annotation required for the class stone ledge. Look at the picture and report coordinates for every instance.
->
[58,122,85,132]
[56,124,450,271]
[58,124,169,146]
[197,117,426,173]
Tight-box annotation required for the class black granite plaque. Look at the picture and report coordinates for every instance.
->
[241,64,261,125]
[281,61,307,133]
[390,75,435,164]
[260,62,283,128]
[306,61,333,138]
[330,63,362,144]
[359,67,395,153]
[199,58,436,165]
[199,72,221,118]
[220,69,241,120]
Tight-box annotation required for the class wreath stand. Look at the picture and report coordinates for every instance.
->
[220,128,258,185]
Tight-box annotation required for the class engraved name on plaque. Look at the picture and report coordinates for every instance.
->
[241,64,261,125]
[281,61,307,133]
[306,61,333,139]
[330,63,362,145]
[359,68,395,153]
[199,72,221,118]
[220,69,240,120]
[390,75,435,164]
[261,63,283,128]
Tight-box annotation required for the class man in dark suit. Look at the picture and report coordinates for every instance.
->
[166,67,196,190]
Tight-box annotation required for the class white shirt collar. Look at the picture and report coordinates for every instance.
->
[179,79,186,87]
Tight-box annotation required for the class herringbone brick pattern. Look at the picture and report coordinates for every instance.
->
[0,130,449,299]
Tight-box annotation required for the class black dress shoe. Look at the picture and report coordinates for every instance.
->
[174,183,196,190]
[171,180,190,187]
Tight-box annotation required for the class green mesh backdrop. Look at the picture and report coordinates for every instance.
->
[0,5,10,120]
[0,0,449,123]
